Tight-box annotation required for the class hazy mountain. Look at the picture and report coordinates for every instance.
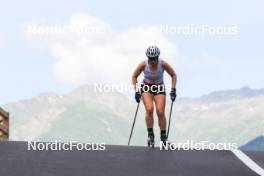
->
[201,86,264,101]
[3,85,142,144]
[2,85,264,146]
[240,135,264,151]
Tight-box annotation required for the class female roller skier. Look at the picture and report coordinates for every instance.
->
[132,46,177,147]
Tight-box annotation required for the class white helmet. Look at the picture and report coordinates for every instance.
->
[145,46,160,58]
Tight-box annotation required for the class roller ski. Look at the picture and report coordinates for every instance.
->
[160,132,168,150]
[147,133,155,148]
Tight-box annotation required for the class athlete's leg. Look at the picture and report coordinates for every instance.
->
[142,92,155,146]
[154,94,166,130]
[142,92,154,128]
[154,94,167,142]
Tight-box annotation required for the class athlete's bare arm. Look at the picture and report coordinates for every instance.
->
[161,60,177,89]
[132,61,145,91]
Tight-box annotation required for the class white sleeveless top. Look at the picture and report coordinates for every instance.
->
[143,60,164,84]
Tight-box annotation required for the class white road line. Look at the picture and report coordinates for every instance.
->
[232,149,264,176]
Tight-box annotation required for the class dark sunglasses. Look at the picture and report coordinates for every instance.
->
[148,56,159,60]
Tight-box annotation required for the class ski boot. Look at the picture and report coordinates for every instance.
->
[147,134,155,148]
[160,134,169,150]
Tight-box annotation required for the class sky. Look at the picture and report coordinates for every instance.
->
[0,0,264,104]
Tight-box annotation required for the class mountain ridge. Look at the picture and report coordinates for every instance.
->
[2,85,264,146]
[240,135,264,151]
[200,86,264,101]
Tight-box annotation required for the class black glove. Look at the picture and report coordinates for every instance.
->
[135,91,141,103]
[170,88,177,102]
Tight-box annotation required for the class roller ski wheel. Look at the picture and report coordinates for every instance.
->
[147,137,155,148]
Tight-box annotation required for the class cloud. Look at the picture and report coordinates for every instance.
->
[24,13,228,97]
[25,13,182,85]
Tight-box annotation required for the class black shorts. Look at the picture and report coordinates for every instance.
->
[141,84,166,96]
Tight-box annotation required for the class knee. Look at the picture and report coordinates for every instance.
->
[146,106,154,115]
[156,108,165,118]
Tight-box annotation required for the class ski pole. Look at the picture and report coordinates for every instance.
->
[166,101,174,139]
[128,102,140,145]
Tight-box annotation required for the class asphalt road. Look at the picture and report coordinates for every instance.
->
[245,151,264,169]
[0,141,262,176]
